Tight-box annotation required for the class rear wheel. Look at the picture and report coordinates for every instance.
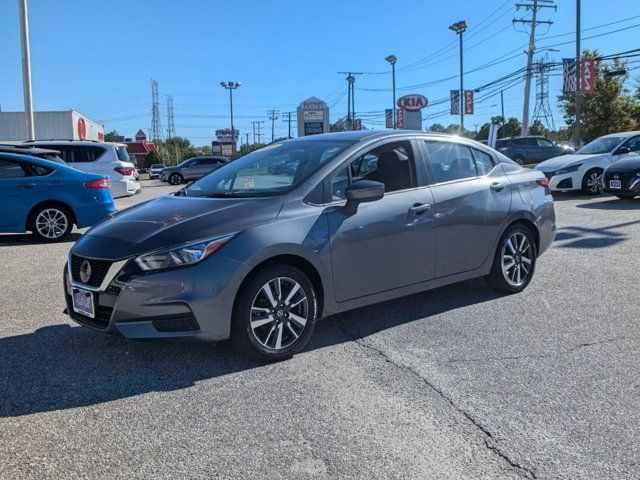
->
[230,265,318,362]
[512,155,525,165]
[485,224,537,294]
[581,168,603,195]
[31,204,73,242]
[169,172,184,185]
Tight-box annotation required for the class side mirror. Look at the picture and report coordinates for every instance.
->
[615,146,631,155]
[345,180,385,204]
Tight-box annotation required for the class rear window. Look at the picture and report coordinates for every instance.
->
[151,164,165,168]
[29,163,53,176]
[495,140,508,148]
[116,146,130,162]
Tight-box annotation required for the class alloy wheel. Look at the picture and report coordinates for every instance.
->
[35,208,68,239]
[585,171,603,194]
[249,277,308,351]
[501,232,533,287]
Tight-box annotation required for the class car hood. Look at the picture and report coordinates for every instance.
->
[72,194,284,260]
[535,153,606,171]
[605,156,640,173]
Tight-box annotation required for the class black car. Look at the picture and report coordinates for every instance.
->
[602,156,640,199]
[495,136,573,165]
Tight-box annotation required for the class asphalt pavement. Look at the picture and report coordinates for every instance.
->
[1,182,639,479]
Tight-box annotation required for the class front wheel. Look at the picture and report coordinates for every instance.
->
[581,168,603,195]
[230,265,318,362]
[485,225,537,294]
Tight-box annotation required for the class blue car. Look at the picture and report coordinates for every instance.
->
[0,152,115,241]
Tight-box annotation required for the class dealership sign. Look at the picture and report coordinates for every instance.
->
[303,110,324,121]
[397,94,428,111]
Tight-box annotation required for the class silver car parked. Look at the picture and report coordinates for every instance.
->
[161,156,227,185]
[63,131,556,361]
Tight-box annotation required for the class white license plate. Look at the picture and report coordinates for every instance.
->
[609,180,622,189]
[72,288,95,318]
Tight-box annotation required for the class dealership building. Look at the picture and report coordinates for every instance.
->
[0,110,104,142]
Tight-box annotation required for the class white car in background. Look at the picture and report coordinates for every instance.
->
[25,140,141,198]
[535,131,640,194]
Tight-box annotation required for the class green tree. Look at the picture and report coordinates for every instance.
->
[104,130,121,142]
[144,150,163,169]
[558,49,637,143]
[528,119,547,137]
[330,118,349,132]
[501,117,522,138]
[427,123,445,132]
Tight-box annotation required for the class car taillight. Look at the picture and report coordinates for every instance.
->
[537,178,551,195]
[85,178,111,189]
[114,167,134,176]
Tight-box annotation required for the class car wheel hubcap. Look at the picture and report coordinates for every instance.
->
[586,172,602,193]
[250,277,308,351]
[501,232,533,287]
[35,208,68,239]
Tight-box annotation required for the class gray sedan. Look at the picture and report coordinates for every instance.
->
[63,131,556,361]
[161,156,227,184]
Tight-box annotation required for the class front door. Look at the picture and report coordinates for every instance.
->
[327,140,436,302]
[422,140,512,278]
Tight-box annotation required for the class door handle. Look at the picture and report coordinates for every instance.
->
[20,182,37,189]
[490,182,505,192]
[409,203,431,215]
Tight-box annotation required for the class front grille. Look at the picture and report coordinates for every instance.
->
[152,313,199,332]
[71,255,112,287]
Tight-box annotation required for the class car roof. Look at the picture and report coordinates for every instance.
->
[599,131,640,139]
[24,140,126,147]
[0,151,63,165]
[0,144,61,155]
[285,129,484,143]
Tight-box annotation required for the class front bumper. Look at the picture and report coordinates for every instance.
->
[63,253,250,341]
[602,172,640,196]
[111,179,141,198]
[538,169,581,192]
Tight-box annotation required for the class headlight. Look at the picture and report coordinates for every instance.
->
[555,163,582,175]
[135,233,236,271]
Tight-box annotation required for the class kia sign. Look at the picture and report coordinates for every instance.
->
[396,94,428,111]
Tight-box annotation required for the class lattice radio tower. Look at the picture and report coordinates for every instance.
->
[531,54,556,132]
[166,95,175,139]
[150,79,164,143]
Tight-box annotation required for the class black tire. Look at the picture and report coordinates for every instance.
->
[485,224,537,294]
[30,204,73,242]
[169,172,184,185]
[230,265,319,362]
[581,168,603,195]
[615,193,636,199]
[512,155,525,165]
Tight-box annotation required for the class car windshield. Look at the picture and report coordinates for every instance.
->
[577,136,623,155]
[186,140,354,198]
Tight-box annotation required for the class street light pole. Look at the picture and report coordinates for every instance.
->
[449,21,468,132]
[385,55,397,128]
[18,0,35,140]
[220,81,241,157]
[574,0,581,148]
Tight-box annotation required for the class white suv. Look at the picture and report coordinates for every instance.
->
[25,140,141,198]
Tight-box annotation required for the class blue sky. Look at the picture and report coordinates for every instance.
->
[1,0,639,145]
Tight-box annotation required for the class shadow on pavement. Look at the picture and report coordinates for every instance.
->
[0,279,499,418]
[576,198,639,210]
[554,219,640,249]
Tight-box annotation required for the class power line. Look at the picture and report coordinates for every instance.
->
[266,109,279,143]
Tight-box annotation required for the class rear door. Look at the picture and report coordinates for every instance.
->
[0,158,40,229]
[421,139,511,278]
[536,137,560,162]
[326,139,437,301]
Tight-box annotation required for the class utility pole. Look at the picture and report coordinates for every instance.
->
[338,72,362,130]
[267,109,279,143]
[449,21,468,131]
[500,89,505,138]
[245,132,249,151]
[282,111,294,139]
[385,55,397,128]
[18,0,35,140]
[166,95,175,139]
[513,0,555,136]
[252,120,265,145]
[574,0,581,148]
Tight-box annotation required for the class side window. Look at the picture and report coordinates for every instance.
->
[622,136,640,152]
[471,149,495,176]
[72,146,105,162]
[0,160,28,178]
[48,146,71,162]
[537,138,554,148]
[330,141,416,201]
[424,141,477,183]
[29,164,53,176]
